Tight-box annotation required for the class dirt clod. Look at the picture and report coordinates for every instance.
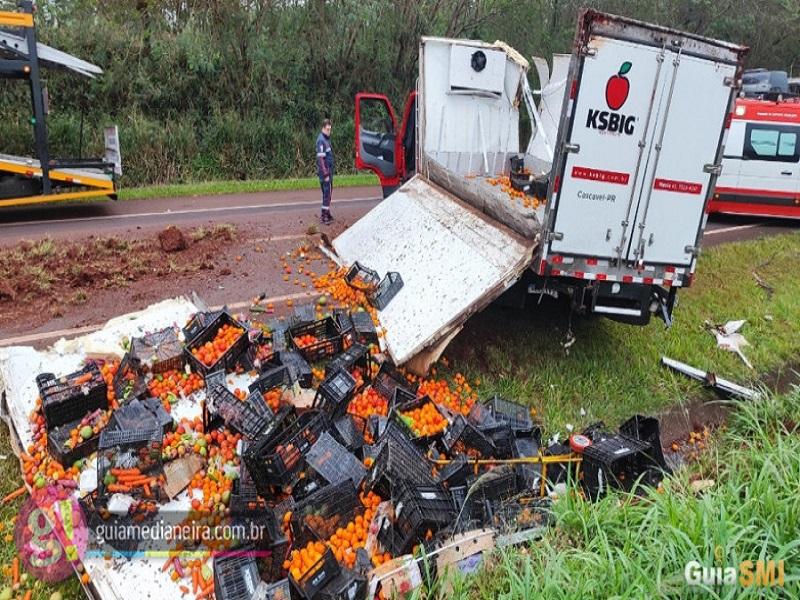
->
[158,226,188,252]
[0,281,15,301]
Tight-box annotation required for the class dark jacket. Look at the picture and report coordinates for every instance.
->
[316,132,334,179]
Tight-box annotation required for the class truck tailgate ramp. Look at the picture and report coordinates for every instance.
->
[332,176,536,370]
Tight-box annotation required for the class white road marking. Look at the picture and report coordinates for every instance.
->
[0,291,320,347]
[704,222,764,236]
[2,196,379,229]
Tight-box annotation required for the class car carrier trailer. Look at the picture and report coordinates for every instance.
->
[0,1,120,208]
[344,10,748,373]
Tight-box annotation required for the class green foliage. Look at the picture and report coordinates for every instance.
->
[1,0,798,187]
[441,388,800,599]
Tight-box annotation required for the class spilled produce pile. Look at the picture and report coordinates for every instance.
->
[11,248,669,600]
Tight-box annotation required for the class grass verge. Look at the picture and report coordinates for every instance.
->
[118,173,379,201]
[444,231,800,432]
[443,387,800,599]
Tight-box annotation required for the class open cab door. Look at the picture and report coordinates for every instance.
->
[355,92,416,197]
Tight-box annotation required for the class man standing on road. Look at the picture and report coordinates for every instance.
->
[316,119,335,225]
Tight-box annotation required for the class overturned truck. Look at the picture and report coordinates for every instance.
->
[343,10,748,373]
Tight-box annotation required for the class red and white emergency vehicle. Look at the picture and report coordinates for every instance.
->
[710,98,800,218]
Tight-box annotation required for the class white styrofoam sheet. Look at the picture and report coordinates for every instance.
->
[332,176,535,365]
[0,297,231,600]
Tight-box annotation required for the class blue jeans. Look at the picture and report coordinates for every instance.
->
[320,176,332,214]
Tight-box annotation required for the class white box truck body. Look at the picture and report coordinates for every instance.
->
[340,10,748,372]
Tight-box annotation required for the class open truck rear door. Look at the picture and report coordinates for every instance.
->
[539,11,747,300]
[332,176,535,371]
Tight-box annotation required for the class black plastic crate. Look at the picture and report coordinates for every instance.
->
[372,361,416,402]
[246,390,274,419]
[377,482,455,556]
[481,423,515,459]
[290,548,341,600]
[112,353,148,404]
[267,323,289,355]
[318,568,367,600]
[257,578,291,600]
[96,427,164,501]
[581,434,659,500]
[250,365,292,395]
[333,310,356,348]
[619,415,669,471]
[349,311,379,347]
[366,433,436,498]
[47,416,103,467]
[437,455,472,489]
[483,497,552,533]
[467,401,497,429]
[141,397,174,434]
[37,363,108,430]
[442,415,496,458]
[314,369,357,418]
[289,317,344,363]
[279,351,313,388]
[214,550,262,600]
[205,369,227,392]
[344,262,380,292]
[185,311,250,377]
[291,479,362,546]
[368,271,403,310]
[391,386,416,407]
[208,384,272,439]
[230,478,266,516]
[512,436,541,491]
[488,396,537,437]
[325,344,374,382]
[468,467,519,505]
[131,327,184,374]
[109,398,164,437]
[331,414,366,454]
[244,410,328,490]
[393,396,448,447]
[306,432,367,488]
[183,308,224,342]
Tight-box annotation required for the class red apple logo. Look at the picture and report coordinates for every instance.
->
[605,61,632,110]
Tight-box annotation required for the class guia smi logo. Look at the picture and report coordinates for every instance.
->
[586,61,635,135]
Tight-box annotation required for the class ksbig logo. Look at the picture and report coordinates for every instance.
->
[586,61,635,135]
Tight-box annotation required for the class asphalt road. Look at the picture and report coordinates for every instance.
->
[0,185,795,246]
[0,185,796,347]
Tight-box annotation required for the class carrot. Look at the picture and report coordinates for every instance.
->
[161,557,173,572]
[0,486,27,505]
[110,468,141,477]
[106,484,132,493]
[192,567,199,594]
[23,591,32,600]
[143,484,151,498]
[12,557,19,585]
[116,476,154,486]
[74,373,93,385]
[179,585,189,595]
[196,580,215,599]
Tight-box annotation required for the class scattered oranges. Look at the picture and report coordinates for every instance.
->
[399,401,447,438]
[190,324,244,367]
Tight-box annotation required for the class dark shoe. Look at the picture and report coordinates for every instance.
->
[320,214,333,225]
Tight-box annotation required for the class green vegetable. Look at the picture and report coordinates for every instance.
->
[50,592,64,600]
[80,426,94,440]
[317,295,328,306]
[104,473,117,486]
[35,476,46,489]
[222,490,231,504]
[0,587,12,600]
